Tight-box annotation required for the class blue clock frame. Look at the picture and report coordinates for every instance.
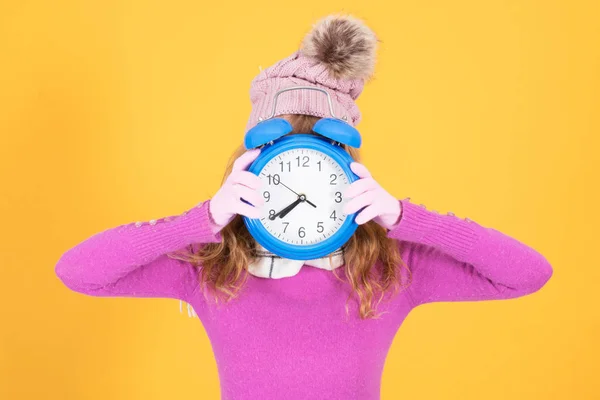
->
[243,133,360,260]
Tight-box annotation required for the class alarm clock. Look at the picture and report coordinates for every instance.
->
[242,86,362,260]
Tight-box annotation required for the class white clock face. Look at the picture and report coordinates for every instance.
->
[257,148,351,246]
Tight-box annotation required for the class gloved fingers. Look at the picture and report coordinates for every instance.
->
[232,199,261,219]
[354,204,380,225]
[232,148,261,172]
[343,177,378,199]
[349,162,372,179]
[232,184,264,207]
[227,170,262,190]
[343,189,377,215]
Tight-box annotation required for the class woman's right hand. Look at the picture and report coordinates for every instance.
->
[208,148,264,233]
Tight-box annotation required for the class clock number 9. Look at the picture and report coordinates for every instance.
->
[263,191,270,202]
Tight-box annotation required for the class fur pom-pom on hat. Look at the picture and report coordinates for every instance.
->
[300,14,379,80]
[245,13,379,133]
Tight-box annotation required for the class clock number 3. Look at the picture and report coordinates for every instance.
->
[334,192,342,203]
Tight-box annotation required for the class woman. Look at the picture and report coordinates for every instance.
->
[55,14,552,400]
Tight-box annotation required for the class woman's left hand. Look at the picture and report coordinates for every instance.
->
[342,162,402,231]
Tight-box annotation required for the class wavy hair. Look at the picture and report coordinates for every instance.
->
[167,114,411,319]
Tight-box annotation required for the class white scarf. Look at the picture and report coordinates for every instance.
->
[179,244,346,317]
[247,244,345,279]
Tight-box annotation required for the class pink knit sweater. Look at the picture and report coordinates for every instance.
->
[55,199,552,400]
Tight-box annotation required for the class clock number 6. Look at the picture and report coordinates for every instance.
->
[298,226,306,238]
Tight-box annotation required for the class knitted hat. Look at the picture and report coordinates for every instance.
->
[245,14,379,133]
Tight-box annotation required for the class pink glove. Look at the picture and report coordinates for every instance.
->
[342,162,402,231]
[208,148,264,233]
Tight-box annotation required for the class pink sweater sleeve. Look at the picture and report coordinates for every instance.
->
[388,200,553,307]
[54,200,222,302]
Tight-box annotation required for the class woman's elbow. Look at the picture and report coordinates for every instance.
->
[55,259,81,292]
[55,255,96,294]
[524,256,553,294]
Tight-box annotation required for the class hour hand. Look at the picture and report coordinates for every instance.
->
[269,198,302,220]
[278,199,302,219]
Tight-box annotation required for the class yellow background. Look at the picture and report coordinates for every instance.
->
[1,0,598,399]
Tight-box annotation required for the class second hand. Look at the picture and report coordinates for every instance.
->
[278,180,317,208]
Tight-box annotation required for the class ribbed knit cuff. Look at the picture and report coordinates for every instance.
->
[176,200,224,243]
[387,200,480,259]
[125,200,223,260]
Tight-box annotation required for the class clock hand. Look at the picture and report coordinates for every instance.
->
[280,194,319,218]
[278,181,300,197]
[278,199,302,219]
[278,179,317,209]
[270,198,302,220]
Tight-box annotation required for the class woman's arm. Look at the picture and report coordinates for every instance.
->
[387,200,553,307]
[54,200,222,302]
